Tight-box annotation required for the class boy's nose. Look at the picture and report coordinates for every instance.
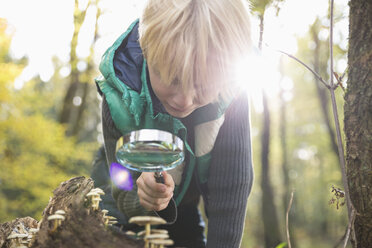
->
[171,91,194,110]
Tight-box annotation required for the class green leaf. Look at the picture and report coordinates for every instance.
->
[276,242,287,248]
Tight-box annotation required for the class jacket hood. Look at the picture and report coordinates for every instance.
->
[99,20,143,93]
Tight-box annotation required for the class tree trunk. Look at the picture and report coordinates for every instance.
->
[261,91,282,248]
[59,0,83,126]
[71,6,101,138]
[344,0,372,247]
[59,0,94,137]
[258,13,282,247]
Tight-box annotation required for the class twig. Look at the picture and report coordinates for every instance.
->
[286,191,294,248]
[343,209,356,248]
[329,0,334,89]
[276,48,330,89]
[328,0,352,219]
[333,72,346,92]
[334,227,347,248]
[339,67,347,82]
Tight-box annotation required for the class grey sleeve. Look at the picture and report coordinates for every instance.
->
[101,97,177,222]
[206,93,254,248]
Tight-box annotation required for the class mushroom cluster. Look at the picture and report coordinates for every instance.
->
[6,233,28,248]
[47,209,66,233]
[6,226,40,248]
[85,188,105,211]
[103,215,118,227]
[128,216,173,248]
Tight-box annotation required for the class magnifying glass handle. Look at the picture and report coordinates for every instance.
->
[154,171,165,184]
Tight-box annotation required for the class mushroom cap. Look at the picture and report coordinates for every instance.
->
[91,188,105,195]
[150,239,174,246]
[137,229,168,237]
[55,210,66,215]
[108,220,118,224]
[129,216,166,226]
[86,191,99,197]
[101,209,109,214]
[47,214,66,221]
[7,233,28,239]
[28,228,39,233]
[151,229,169,234]
[105,216,117,220]
[144,233,169,240]
[125,231,137,236]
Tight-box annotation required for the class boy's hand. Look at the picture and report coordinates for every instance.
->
[136,171,174,211]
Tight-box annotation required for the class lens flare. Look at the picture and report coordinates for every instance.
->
[109,162,133,191]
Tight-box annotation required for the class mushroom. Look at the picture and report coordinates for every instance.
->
[27,228,39,245]
[108,220,118,226]
[129,216,166,236]
[91,187,105,195]
[145,233,169,240]
[28,228,39,233]
[150,239,174,248]
[85,188,105,211]
[86,191,101,211]
[20,239,29,247]
[129,216,166,248]
[6,233,28,248]
[103,215,117,226]
[144,234,169,248]
[150,229,169,235]
[125,230,137,236]
[101,209,109,222]
[101,209,109,218]
[137,229,168,238]
[54,210,66,216]
[47,214,65,232]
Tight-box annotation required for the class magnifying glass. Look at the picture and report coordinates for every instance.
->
[115,129,185,183]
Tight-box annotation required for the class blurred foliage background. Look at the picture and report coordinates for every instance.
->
[0,0,350,247]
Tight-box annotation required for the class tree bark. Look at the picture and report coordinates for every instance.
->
[344,0,372,247]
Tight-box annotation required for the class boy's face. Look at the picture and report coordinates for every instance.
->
[148,66,215,118]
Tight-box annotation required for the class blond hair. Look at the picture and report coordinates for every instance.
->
[139,0,252,101]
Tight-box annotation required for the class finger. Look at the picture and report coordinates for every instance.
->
[137,183,173,203]
[138,174,168,198]
[161,171,175,189]
[138,191,173,211]
[143,172,167,193]
[137,173,172,199]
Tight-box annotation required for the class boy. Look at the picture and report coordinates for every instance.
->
[94,0,254,247]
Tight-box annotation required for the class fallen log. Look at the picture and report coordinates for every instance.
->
[0,176,143,248]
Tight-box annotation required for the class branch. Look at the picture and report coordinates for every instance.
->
[286,191,294,248]
[343,209,356,248]
[276,48,331,89]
